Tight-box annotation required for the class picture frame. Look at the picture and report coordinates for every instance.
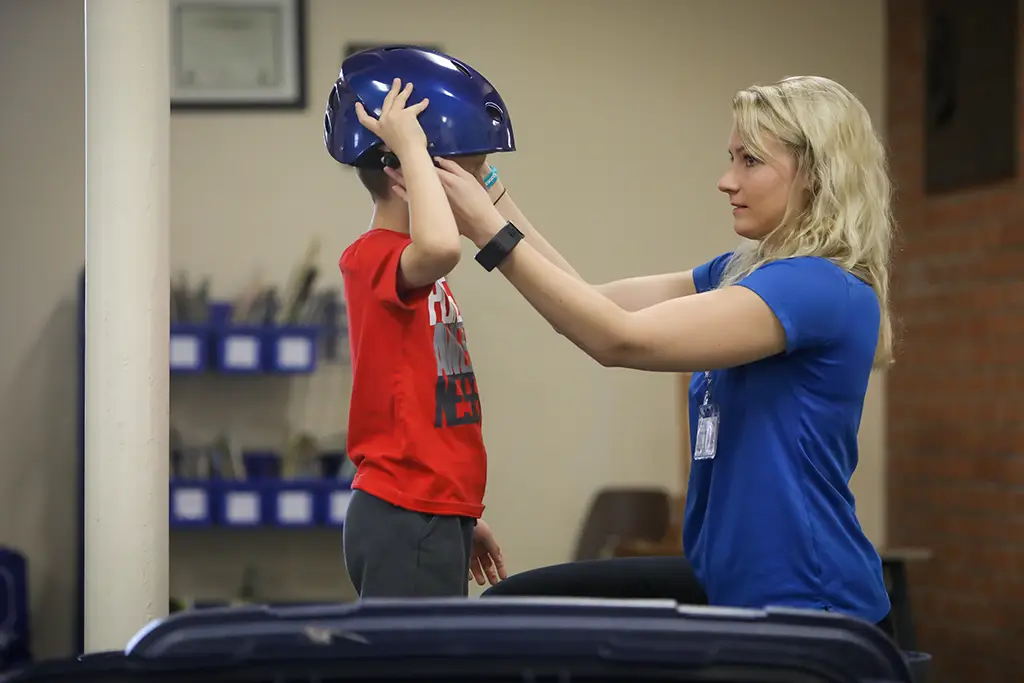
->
[170,0,308,111]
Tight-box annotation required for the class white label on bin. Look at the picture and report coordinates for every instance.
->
[173,488,207,520]
[277,337,311,370]
[169,335,199,369]
[224,336,259,370]
[278,491,312,524]
[330,491,353,523]
[225,492,260,524]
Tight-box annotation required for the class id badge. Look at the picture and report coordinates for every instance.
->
[693,403,720,461]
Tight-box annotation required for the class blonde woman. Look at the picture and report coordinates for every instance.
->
[375,75,895,631]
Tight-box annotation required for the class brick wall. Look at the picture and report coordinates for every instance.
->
[886,1,1024,681]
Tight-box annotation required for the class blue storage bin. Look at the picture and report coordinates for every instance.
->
[318,452,346,478]
[242,451,282,479]
[320,479,354,528]
[214,328,266,374]
[207,302,264,374]
[203,302,323,375]
[217,481,267,527]
[169,480,218,528]
[267,479,322,527]
[169,324,210,373]
[265,326,319,374]
[0,547,31,671]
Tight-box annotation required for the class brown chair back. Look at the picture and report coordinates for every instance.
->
[573,487,672,561]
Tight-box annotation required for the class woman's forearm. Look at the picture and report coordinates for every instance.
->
[485,181,693,313]
[470,213,628,364]
[491,185,585,281]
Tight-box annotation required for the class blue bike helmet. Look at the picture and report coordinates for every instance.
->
[323,45,515,168]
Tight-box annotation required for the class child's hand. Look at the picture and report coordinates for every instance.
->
[354,78,429,160]
[468,519,507,586]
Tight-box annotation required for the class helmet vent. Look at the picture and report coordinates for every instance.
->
[484,102,504,122]
[450,59,473,79]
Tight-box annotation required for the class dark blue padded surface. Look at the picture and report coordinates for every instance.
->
[123,598,914,683]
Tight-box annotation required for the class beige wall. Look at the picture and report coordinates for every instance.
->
[0,0,886,659]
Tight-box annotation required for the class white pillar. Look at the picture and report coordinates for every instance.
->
[84,0,170,653]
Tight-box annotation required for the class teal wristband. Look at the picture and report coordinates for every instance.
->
[483,165,499,189]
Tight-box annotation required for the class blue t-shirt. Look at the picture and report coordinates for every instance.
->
[683,252,890,623]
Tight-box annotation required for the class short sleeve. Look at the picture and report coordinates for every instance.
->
[339,230,432,310]
[692,252,734,293]
[735,257,849,353]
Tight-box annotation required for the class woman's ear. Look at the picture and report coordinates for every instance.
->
[798,151,818,191]
[792,157,815,201]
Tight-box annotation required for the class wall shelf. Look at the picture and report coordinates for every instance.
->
[74,271,349,654]
[171,302,322,375]
[170,478,352,529]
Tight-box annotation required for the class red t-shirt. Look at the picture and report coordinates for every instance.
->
[339,228,487,519]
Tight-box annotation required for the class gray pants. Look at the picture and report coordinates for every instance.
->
[343,489,476,598]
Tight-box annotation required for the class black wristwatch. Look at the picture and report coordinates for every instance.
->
[475,221,524,272]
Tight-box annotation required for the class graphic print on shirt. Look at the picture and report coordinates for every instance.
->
[428,278,481,428]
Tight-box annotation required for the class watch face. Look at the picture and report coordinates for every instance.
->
[499,223,523,243]
[475,223,522,271]
[499,225,523,260]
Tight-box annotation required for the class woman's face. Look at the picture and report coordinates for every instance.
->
[717,128,801,240]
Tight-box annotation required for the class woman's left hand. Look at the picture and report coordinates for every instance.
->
[433,158,506,244]
[385,158,506,244]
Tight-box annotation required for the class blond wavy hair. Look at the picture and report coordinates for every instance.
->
[719,76,895,368]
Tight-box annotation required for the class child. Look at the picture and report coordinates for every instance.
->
[322,46,513,598]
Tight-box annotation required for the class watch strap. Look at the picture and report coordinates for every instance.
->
[475,222,524,272]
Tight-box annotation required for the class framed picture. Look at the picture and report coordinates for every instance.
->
[344,43,443,59]
[924,0,1017,193]
[170,0,308,111]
